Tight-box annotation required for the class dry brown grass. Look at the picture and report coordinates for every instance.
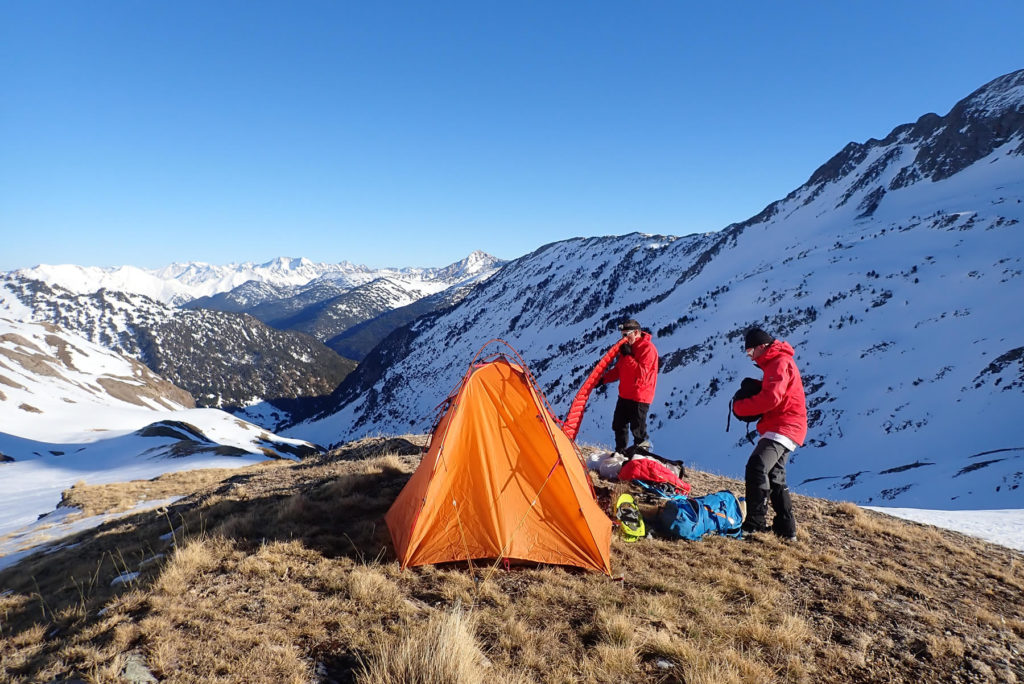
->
[356,605,491,684]
[58,465,283,518]
[1,435,1021,683]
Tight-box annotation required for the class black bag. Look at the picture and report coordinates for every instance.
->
[728,377,762,442]
[731,377,763,421]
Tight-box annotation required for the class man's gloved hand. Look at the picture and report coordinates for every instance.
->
[619,343,633,356]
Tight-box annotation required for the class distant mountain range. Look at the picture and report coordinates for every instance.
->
[15,256,399,306]
[17,251,502,308]
[182,250,502,358]
[289,69,1024,510]
[1,252,503,427]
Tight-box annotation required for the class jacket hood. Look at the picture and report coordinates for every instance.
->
[756,340,795,367]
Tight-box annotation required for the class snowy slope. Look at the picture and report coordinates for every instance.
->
[292,70,1024,510]
[0,277,354,413]
[866,507,1024,552]
[0,317,193,442]
[0,318,318,550]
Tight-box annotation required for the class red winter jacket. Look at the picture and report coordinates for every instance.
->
[732,340,807,446]
[602,332,658,404]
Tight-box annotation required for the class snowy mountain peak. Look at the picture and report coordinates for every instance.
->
[428,251,505,283]
[465,249,497,267]
[961,68,1024,117]
[749,68,1024,237]
[259,256,315,271]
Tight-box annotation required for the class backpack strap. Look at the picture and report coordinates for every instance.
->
[634,479,687,501]
[726,399,757,445]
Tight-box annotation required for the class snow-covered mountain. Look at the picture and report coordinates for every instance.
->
[326,275,486,361]
[270,276,441,341]
[0,253,501,430]
[185,251,504,343]
[0,317,319,552]
[191,279,353,322]
[16,252,503,308]
[16,257,334,307]
[0,276,355,416]
[274,254,503,348]
[290,69,1024,510]
[0,317,193,442]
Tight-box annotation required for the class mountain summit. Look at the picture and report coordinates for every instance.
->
[801,68,1024,214]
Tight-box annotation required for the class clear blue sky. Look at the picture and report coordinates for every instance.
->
[1,2,1022,271]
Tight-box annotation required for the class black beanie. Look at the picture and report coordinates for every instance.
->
[744,327,774,349]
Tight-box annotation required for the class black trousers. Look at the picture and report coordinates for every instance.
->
[612,398,650,453]
[744,438,797,537]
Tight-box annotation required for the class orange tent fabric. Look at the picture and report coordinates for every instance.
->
[386,355,613,574]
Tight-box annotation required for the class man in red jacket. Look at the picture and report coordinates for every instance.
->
[602,319,658,454]
[732,327,807,542]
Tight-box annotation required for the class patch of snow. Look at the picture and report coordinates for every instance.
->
[110,571,139,586]
[0,496,184,572]
[865,507,1024,553]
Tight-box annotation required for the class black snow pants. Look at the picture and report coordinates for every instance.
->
[612,397,650,453]
[744,438,797,537]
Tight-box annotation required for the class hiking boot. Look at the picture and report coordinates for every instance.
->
[636,440,653,451]
[741,523,768,541]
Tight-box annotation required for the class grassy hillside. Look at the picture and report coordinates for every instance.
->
[1,437,1021,683]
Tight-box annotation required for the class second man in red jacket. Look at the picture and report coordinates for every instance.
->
[732,326,808,542]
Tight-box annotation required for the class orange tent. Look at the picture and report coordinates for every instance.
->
[386,343,613,574]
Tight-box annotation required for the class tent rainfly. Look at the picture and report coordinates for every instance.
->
[385,343,613,574]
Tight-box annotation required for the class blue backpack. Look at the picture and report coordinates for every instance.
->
[657,490,745,541]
